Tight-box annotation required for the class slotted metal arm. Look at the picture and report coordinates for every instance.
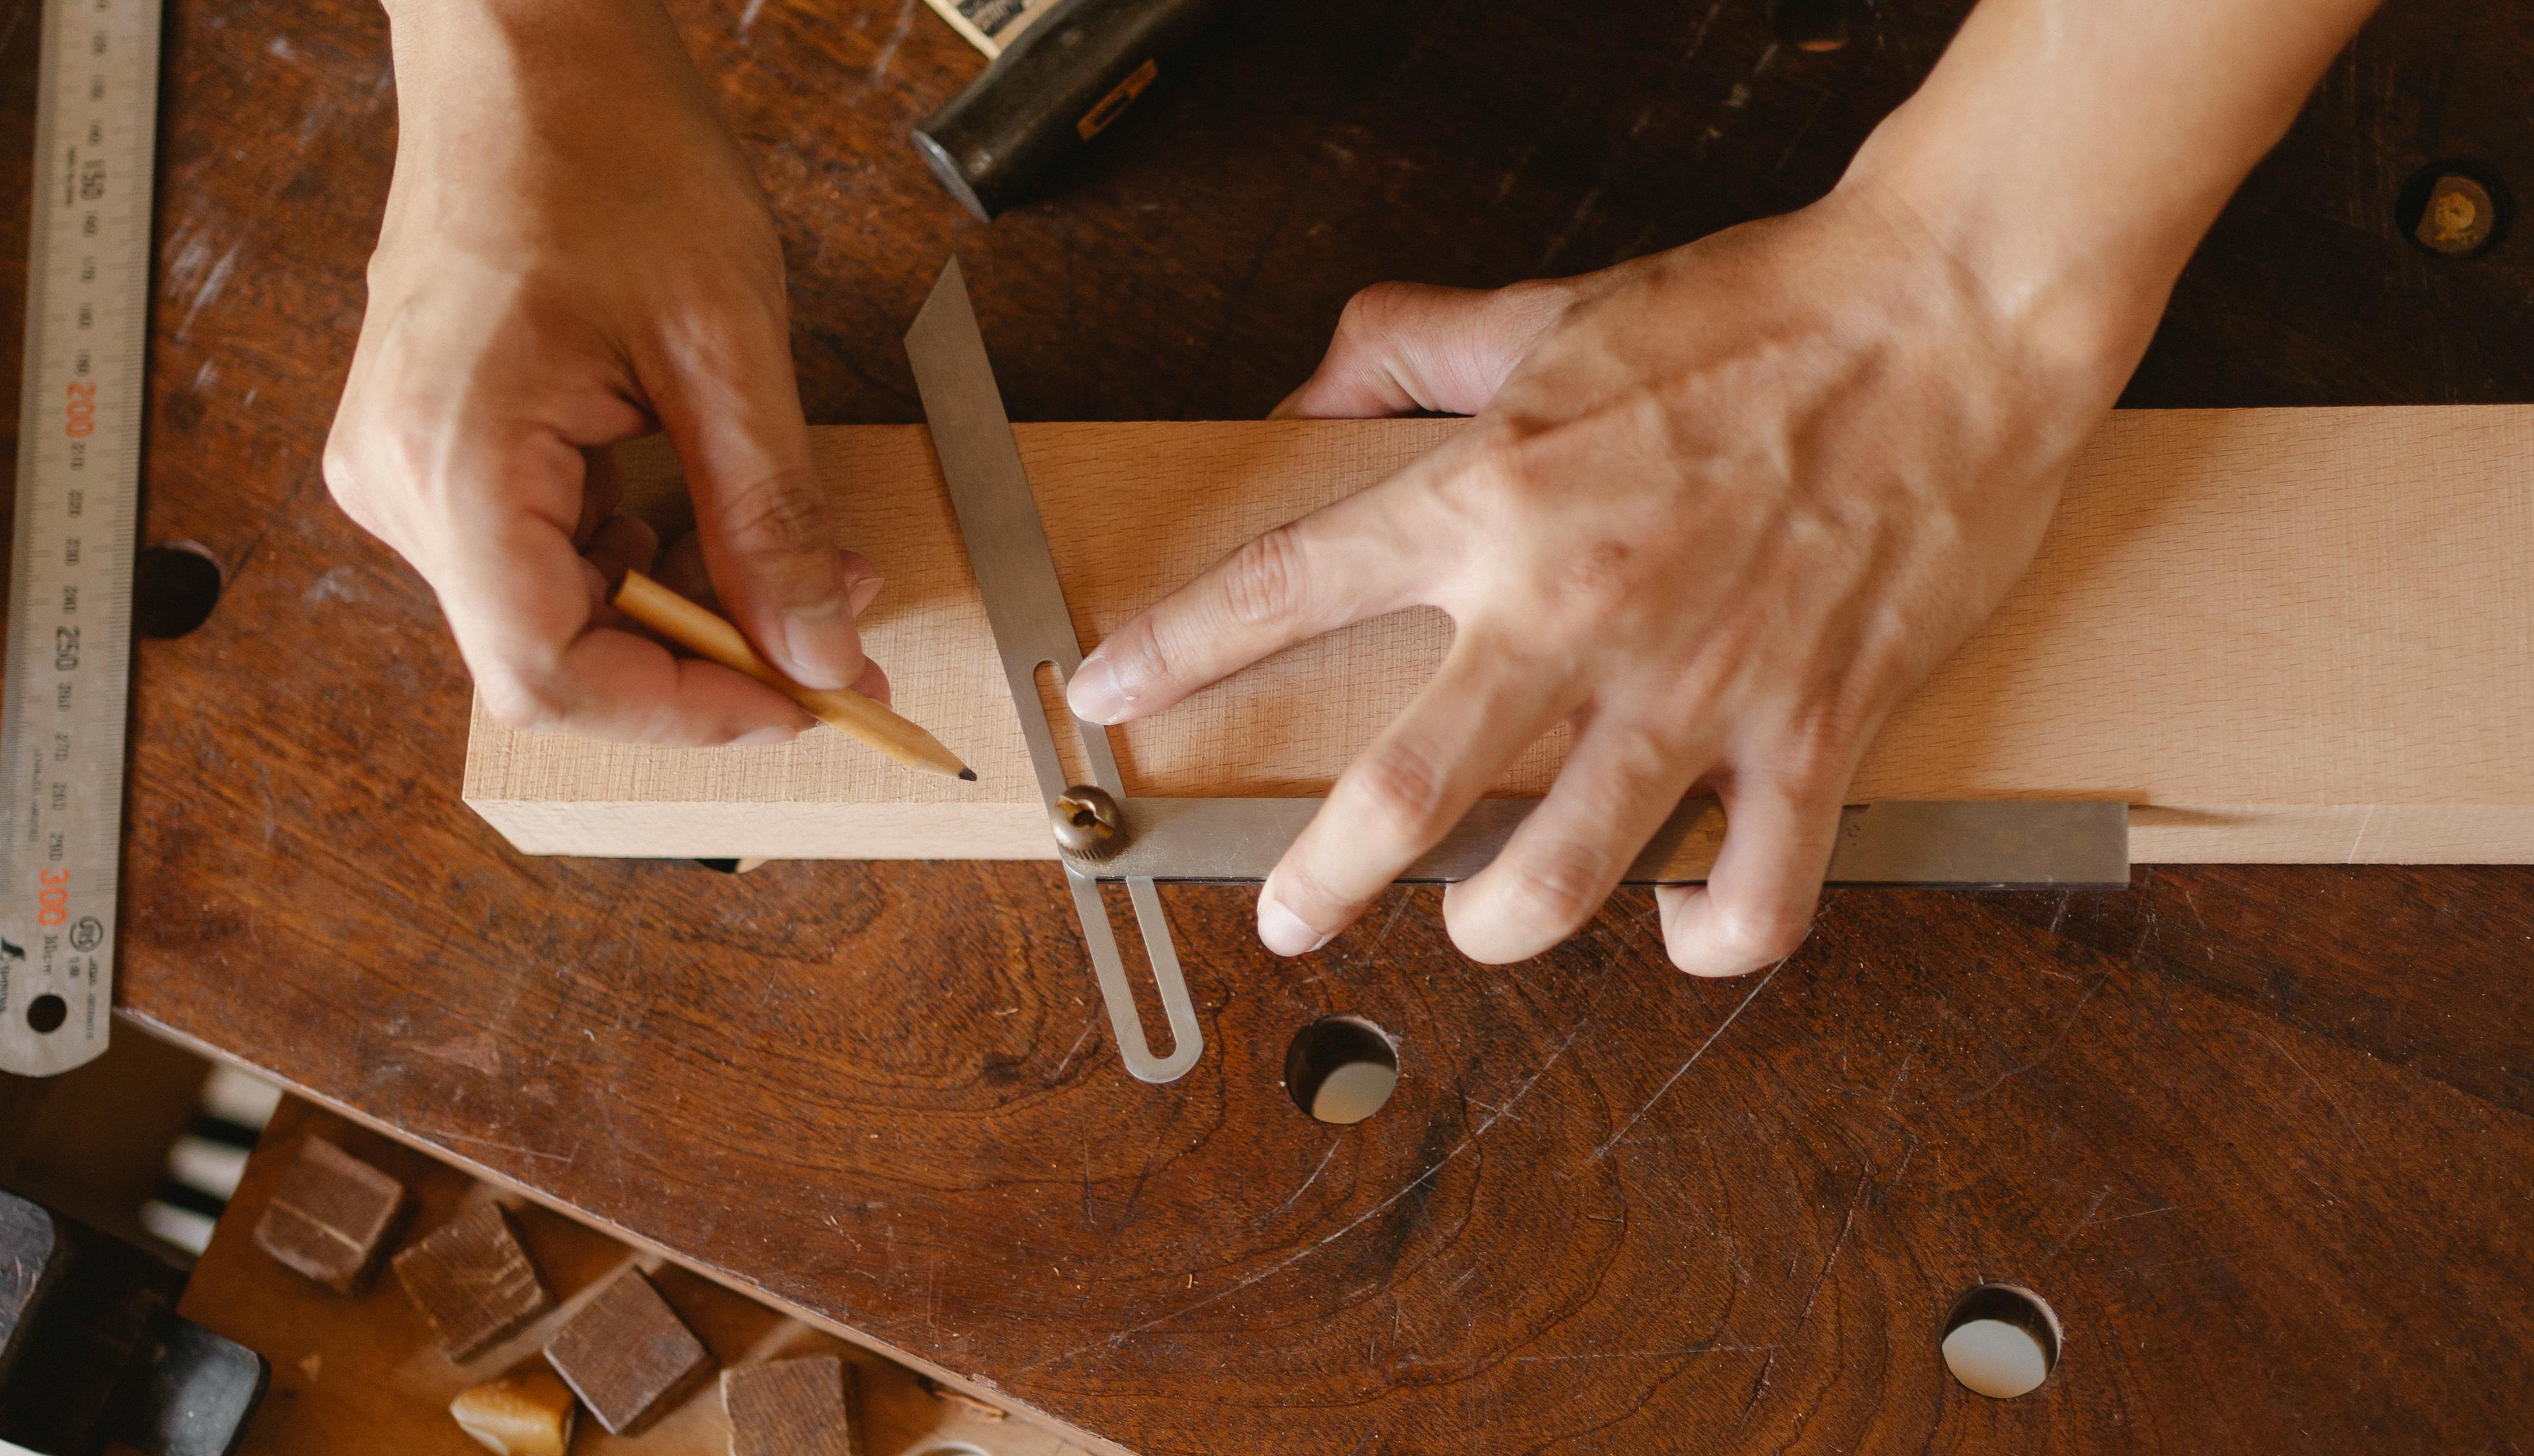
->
[906,257,1203,1085]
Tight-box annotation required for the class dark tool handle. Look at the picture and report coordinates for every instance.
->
[913,0,1230,220]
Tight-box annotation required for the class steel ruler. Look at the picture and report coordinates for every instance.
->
[0,0,163,1076]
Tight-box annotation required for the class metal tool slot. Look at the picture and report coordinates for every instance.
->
[907,257,1203,1084]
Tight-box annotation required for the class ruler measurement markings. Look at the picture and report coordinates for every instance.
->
[1,0,160,1075]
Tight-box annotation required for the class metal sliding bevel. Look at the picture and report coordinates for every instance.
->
[906,257,1203,1085]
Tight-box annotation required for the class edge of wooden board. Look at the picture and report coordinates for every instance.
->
[463,409,2534,865]
[461,796,2534,866]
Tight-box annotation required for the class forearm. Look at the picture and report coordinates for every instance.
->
[373,0,754,259]
[1845,0,2380,369]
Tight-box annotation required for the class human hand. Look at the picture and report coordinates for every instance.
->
[1068,0,2386,976]
[324,0,881,745]
[1067,187,2148,976]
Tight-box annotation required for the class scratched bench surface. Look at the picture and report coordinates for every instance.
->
[13,0,2532,1450]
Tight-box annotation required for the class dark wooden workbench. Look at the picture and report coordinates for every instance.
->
[4,0,2529,1449]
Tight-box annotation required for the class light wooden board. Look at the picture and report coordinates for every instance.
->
[463,409,2534,864]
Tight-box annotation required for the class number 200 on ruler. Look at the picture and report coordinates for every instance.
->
[0,0,161,1076]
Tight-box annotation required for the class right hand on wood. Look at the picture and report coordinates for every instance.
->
[324,0,882,745]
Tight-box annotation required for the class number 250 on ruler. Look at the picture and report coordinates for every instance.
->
[0,0,161,1076]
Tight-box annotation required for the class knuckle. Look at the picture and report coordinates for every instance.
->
[1705,902,1812,968]
[1600,721,1685,789]
[1101,614,1176,695]
[1503,840,1609,937]
[1764,717,1855,806]
[1334,281,1416,342]
[715,470,832,566]
[1219,525,1312,627]
[1345,740,1455,846]
[1445,435,1545,523]
[478,669,572,734]
[1493,275,1583,327]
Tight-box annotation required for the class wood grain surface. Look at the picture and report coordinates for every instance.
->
[467,408,2534,863]
[3,0,2522,1450]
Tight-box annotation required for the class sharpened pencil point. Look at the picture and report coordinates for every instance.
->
[959,767,977,781]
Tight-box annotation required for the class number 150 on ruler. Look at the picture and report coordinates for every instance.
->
[0,0,161,1076]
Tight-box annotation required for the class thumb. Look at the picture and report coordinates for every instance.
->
[1272,279,1575,420]
[646,311,874,694]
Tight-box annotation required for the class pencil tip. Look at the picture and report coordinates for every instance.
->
[958,767,978,781]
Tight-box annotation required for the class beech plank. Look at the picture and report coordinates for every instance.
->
[465,409,2534,864]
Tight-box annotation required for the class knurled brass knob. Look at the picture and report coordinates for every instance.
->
[1050,785,1125,863]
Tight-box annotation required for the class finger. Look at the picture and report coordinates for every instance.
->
[1270,280,1573,420]
[1067,477,1438,725]
[644,303,868,692]
[581,514,661,618]
[1442,711,1709,964]
[431,431,813,746]
[617,529,883,700]
[851,657,892,708]
[1655,767,1846,978]
[574,447,624,549]
[1257,635,1569,955]
[654,530,714,603]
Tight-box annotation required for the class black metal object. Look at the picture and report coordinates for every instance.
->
[912,0,1231,219]
[0,1189,267,1456]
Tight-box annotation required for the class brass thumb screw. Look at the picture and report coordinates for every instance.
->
[1050,785,1125,862]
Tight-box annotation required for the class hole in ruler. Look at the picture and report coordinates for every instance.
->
[1033,662,1096,790]
[1285,1016,1398,1125]
[25,993,66,1034]
[1941,1283,2061,1398]
[134,541,223,639]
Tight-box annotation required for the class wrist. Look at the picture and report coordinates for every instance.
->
[382,0,691,116]
[1834,0,2379,387]
[1836,113,2174,393]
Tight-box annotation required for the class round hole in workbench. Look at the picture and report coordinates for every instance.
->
[1769,0,1853,51]
[1941,1283,2061,1398]
[26,994,65,1034]
[1284,1015,1398,1125]
[2396,160,2511,257]
[135,541,223,639]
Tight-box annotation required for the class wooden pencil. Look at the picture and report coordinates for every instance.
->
[611,569,975,781]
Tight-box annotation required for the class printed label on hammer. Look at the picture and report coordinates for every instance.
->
[923,0,1067,57]
[1078,59,1159,140]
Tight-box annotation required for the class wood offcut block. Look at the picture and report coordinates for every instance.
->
[542,1265,714,1435]
[449,1370,577,1456]
[724,1356,864,1456]
[252,1136,411,1294]
[464,409,2534,867]
[393,1202,552,1361]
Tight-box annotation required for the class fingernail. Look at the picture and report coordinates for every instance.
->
[1067,655,1129,724]
[1258,893,1332,957]
[731,725,798,747]
[780,598,857,691]
[846,575,884,618]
